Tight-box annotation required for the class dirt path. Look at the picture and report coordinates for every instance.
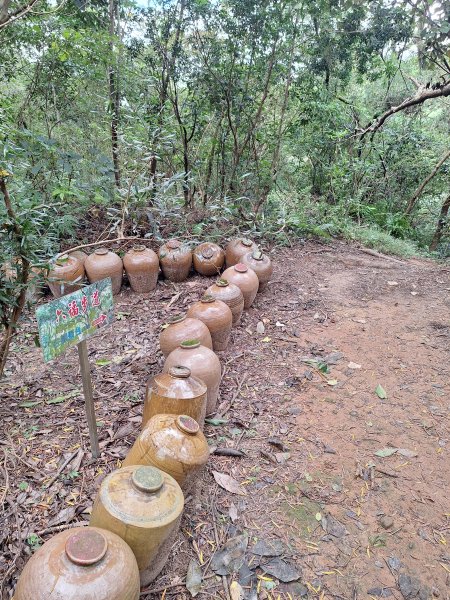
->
[1,241,449,600]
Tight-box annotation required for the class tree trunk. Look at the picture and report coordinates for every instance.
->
[405,149,450,215]
[109,0,120,187]
[429,194,450,251]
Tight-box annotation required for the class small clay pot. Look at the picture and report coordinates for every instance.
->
[206,278,244,326]
[225,238,258,268]
[142,365,207,429]
[158,239,192,282]
[241,250,273,292]
[13,526,140,600]
[123,414,209,493]
[163,340,221,415]
[47,254,85,298]
[69,250,88,265]
[85,248,123,295]
[221,263,259,309]
[193,242,225,276]
[159,313,213,357]
[186,295,232,351]
[90,465,184,587]
[123,245,159,293]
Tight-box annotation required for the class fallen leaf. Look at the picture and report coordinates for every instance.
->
[212,471,247,495]
[230,581,244,600]
[315,512,322,521]
[229,503,238,523]
[261,336,271,343]
[262,557,302,582]
[256,321,265,334]
[410,291,419,296]
[186,559,202,597]
[348,362,361,369]
[395,448,418,458]
[251,539,285,557]
[205,418,228,426]
[375,448,397,458]
[327,379,338,386]
[211,534,248,575]
[375,384,387,399]
[48,506,76,527]
[387,281,398,286]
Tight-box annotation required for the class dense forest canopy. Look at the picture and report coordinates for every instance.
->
[0,0,449,371]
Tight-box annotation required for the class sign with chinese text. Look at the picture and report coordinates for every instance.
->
[36,278,114,362]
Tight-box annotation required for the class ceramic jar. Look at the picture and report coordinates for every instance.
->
[142,366,207,429]
[163,340,221,415]
[193,242,225,276]
[85,248,123,295]
[123,245,159,293]
[47,254,85,298]
[69,250,88,265]
[222,263,259,309]
[206,278,244,325]
[13,526,140,600]
[225,238,258,268]
[241,250,273,292]
[123,414,209,493]
[186,295,232,351]
[159,313,213,358]
[158,239,192,282]
[90,465,184,587]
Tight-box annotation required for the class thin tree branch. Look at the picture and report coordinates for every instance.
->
[405,148,450,215]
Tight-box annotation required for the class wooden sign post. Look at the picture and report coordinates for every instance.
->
[36,278,114,459]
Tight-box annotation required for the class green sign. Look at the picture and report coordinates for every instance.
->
[36,278,114,362]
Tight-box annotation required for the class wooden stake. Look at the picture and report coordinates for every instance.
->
[77,340,100,458]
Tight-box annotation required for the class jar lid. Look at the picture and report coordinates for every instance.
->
[65,529,108,566]
[252,250,263,261]
[55,254,70,266]
[169,365,191,379]
[167,313,187,324]
[180,338,200,349]
[201,294,215,303]
[132,466,164,493]
[133,244,146,252]
[95,247,108,256]
[176,415,199,435]
[216,278,229,287]
[201,247,214,259]
[241,238,253,247]
[167,239,181,250]
[234,263,248,273]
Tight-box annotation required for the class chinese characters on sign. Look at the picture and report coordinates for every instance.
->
[36,279,114,362]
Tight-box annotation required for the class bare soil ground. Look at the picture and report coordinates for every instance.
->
[1,240,449,600]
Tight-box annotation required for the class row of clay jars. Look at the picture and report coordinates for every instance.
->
[160,313,212,357]
[163,340,221,415]
[143,366,207,428]
[187,295,232,351]
[123,414,209,493]
[206,278,244,325]
[192,242,224,276]
[90,465,184,587]
[159,239,192,282]
[123,245,159,292]
[13,526,140,600]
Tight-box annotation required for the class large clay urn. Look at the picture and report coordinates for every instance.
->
[241,250,273,292]
[158,239,192,282]
[225,238,258,268]
[13,526,140,600]
[123,414,209,493]
[69,250,88,265]
[47,254,84,298]
[186,295,232,351]
[206,278,244,326]
[85,248,123,295]
[90,465,184,587]
[163,340,221,415]
[143,366,207,429]
[222,263,259,309]
[193,242,225,276]
[123,245,159,293]
[159,313,212,358]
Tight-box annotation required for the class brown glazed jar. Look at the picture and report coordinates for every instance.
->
[193,242,225,276]
[123,245,159,293]
[186,295,232,351]
[69,250,88,265]
[163,340,221,415]
[222,263,259,309]
[142,366,207,429]
[123,414,209,493]
[85,248,123,295]
[159,313,213,358]
[158,239,192,282]
[241,250,273,292]
[13,526,140,600]
[225,238,258,268]
[47,254,85,298]
[206,278,244,326]
[90,465,184,587]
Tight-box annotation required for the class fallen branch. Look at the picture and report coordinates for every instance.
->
[56,236,140,259]
[358,247,404,264]
[43,449,81,489]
